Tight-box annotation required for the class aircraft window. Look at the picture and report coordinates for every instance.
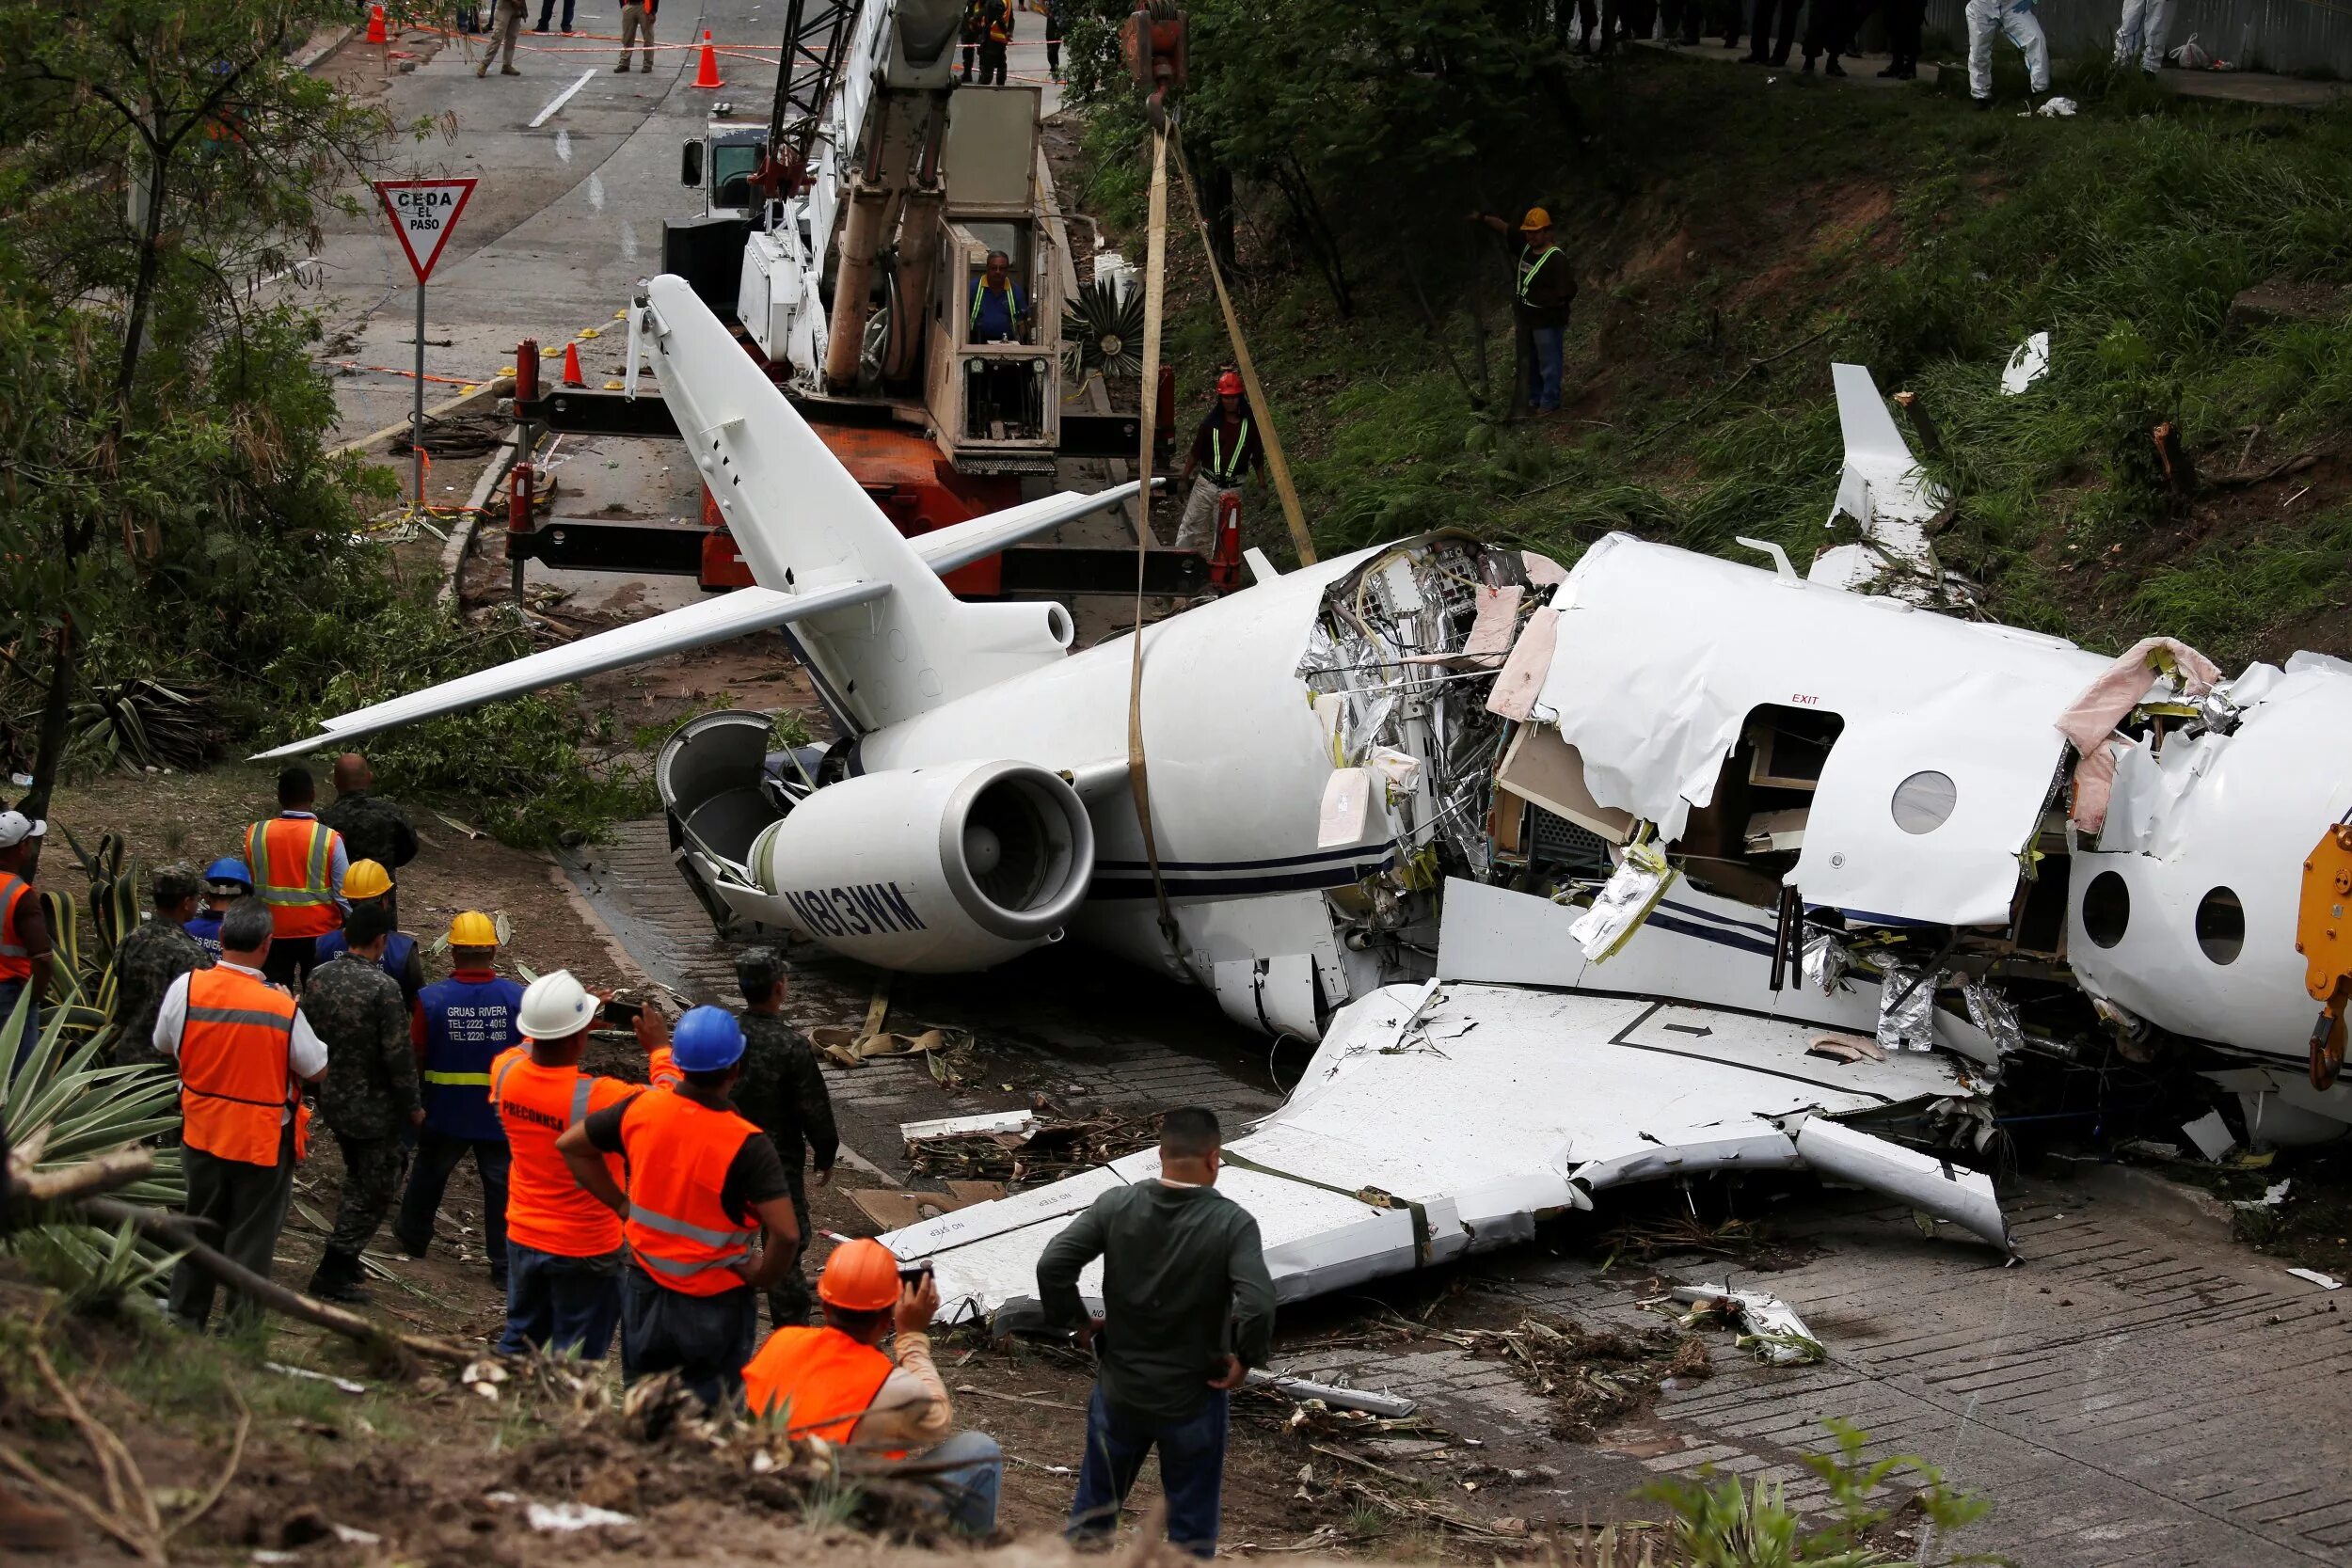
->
[1890,769,1957,834]
[2195,885,2245,964]
[2083,869,2130,949]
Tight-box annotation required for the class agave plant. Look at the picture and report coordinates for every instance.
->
[1063,275,1145,381]
[0,996,182,1207]
[68,677,218,776]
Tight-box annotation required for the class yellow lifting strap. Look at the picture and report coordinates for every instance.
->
[1169,127,1316,568]
[1125,125,1184,963]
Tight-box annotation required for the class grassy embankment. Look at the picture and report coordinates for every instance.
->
[1076,51,2352,670]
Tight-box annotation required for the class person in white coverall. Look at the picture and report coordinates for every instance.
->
[1966,0,2050,103]
[2113,0,2171,74]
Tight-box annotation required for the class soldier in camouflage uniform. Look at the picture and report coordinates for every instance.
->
[318,752,419,927]
[728,948,837,1326]
[304,901,421,1304]
[111,864,211,1069]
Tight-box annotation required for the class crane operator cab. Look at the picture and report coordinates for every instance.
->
[680,121,771,218]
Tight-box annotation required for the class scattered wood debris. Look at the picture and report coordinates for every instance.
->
[1458,1313,1710,1441]
[905,1102,1160,1188]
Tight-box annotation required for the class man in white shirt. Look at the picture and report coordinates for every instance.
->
[155,899,328,1331]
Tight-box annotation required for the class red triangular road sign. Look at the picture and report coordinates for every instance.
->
[373,178,479,283]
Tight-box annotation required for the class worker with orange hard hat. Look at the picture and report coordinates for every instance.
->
[741,1240,1003,1531]
[1174,369,1262,554]
[394,911,522,1291]
[1467,206,1578,415]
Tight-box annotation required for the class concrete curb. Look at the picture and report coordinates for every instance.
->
[437,427,523,609]
[291,24,354,72]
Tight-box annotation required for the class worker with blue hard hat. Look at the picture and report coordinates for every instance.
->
[185,858,253,960]
[558,1002,803,1406]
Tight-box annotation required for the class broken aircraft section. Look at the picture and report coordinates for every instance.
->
[271,277,2352,1320]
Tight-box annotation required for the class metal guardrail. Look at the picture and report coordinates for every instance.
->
[1925,0,2352,79]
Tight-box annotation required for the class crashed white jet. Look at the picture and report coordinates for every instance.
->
[270,276,2352,1320]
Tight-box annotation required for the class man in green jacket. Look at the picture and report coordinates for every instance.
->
[1039,1106,1275,1560]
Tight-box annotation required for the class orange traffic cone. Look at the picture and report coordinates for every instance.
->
[365,3,389,43]
[691,30,724,88]
[561,341,585,387]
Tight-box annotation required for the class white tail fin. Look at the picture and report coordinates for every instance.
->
[640,274,1073,729]
[1810,362,1949,598]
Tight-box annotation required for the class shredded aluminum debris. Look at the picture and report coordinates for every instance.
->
[1569,838,1676,961]
[1670,1285,1826,1366]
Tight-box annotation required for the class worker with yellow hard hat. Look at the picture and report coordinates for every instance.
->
[311,860,425,1009]
[740,1240,1003,1530]
[1466,204,1578,415]
[393,910,522,1292]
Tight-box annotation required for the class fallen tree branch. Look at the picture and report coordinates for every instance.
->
[0,1437,164,1563]
[79,1197,473,1367]
[8,1148,155,1206]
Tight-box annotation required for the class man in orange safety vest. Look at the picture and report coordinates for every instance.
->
[557,1006,802,1405]
[742,1239,1003,1531]
[243,765,349,990]
[153,899,328,1332]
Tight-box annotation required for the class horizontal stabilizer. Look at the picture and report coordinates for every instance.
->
[254,579,887,759]
[913,480,1158,576]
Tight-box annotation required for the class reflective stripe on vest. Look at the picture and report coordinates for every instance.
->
[622,1090,760,1295]
[648,1046,681,1090]
[1516,245,1563,303]
[0,873,30,981]
[1209,418,1252,484]
[741,1326,898,1447]
[493,1049,627,1258]
[418,974,521,1140]
[246,818,340,938]
[178,967,299,1166]
[968,279,1021,334]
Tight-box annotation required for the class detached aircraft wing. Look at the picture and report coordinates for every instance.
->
[886,982,2010,1326]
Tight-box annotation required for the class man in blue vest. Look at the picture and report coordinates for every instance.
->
[312,860,426,1011]
[967,250,1028,343]
[186,858,251,960]
[394,910,520,1291]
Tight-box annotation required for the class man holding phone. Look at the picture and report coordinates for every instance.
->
[741,1239,1003,1532]
[1040,1107,1276,1559]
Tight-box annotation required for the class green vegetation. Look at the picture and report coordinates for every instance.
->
[1071,41,2352,669]
[0,1,649,847]
[1645,1420,1993,1566]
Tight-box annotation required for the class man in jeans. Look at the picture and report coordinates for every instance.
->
[1469,208,1576,415]
[1041,1107,1275,1558]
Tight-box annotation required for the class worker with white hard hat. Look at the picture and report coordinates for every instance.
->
[0,810,52,1068]
[394,911,522,1291]
[487,968,644,1359]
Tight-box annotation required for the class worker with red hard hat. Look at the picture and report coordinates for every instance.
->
[557,1004,802,1406]
[1174,370,1263,555]
[741,1239,1004,1531]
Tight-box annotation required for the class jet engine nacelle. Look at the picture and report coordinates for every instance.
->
[751,760,1094,972]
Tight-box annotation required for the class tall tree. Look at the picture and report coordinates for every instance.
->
[0,1,394,816]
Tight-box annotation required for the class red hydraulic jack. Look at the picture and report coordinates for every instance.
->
[1208,488,1243,594]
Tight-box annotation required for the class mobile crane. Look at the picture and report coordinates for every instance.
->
[506,0,1199,599]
